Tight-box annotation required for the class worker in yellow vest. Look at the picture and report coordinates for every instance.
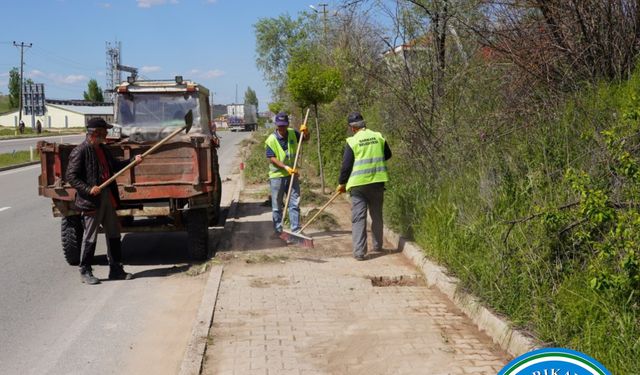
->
[336,112,392,260]
[265,112,309,241]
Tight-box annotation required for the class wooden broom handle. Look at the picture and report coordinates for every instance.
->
[98,124,186,191]
[298,190,342,233]
[281,108,311,226]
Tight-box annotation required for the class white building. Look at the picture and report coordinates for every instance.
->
[0,100,113,129]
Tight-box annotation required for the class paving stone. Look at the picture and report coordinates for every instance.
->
[202,191,511,374]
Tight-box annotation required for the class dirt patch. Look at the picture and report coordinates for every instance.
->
[302,209,339,231]
[368,275,426,287]
[249,275,291,288]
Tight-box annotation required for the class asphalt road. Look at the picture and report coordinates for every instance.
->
[0,134,85,154]
[0,130,252,374]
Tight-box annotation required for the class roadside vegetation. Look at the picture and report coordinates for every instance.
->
[253,1,640,372]
[0,95,10,114]
[0,126,83,138]
[0,150,38,168]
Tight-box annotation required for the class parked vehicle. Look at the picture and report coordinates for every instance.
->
[37,77,222,263]
[227,103,257,132]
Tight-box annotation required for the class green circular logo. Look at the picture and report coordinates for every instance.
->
[498,348,611,375]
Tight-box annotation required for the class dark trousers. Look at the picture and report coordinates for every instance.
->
[79,190,122,271]
[350,183,384,257]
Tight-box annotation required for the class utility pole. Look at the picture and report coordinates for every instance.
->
[13,41,32,127]
[309,4,329,45]
[319,3,328,44]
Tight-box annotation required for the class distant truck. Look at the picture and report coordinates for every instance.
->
[37,77,222,262]
[227,104,257,132]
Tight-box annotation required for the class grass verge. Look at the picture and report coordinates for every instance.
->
[0,150,38,169]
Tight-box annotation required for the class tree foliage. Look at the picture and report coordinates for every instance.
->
[244,86,259,109]
[83,79,104,102]
[268,101,284,114]
[8,68,20,108]
[254,14,311,93]
[286,48,342,108]
[475,1,640,90]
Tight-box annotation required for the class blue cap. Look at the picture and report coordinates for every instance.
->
[274,112,289,126]
[347,112,365,127]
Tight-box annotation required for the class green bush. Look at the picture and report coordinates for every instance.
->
[379,70,640,373]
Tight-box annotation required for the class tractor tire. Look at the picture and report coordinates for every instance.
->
[61,215,83,265]
[208,175,223,227]
[187,208,209,261]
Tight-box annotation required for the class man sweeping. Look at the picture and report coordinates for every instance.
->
[336,112,392,261]
[265,112,309,242]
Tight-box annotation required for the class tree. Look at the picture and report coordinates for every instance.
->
[83,79,104,102]
[268,101,284,114]
[287,47,342,193]
[474,1,640,89]
[8,68,20,109]
[254,14,312,94]
[244,86,259,109]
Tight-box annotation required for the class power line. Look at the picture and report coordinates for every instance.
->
[30,46,102,73]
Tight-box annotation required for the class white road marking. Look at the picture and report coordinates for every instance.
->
[0,207,10,212]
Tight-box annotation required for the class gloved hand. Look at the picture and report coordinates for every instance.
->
[336,184,346,193]
[299,124,309,139]
[285,166,298,175]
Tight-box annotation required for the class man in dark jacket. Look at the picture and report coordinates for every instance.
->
[336,112,392,261]
[66,118,142,285]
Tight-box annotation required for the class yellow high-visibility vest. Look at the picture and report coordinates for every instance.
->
[346,128,389,191]
[265,129,298,179]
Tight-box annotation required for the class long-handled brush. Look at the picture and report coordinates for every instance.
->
[280,189,343,248]
[279,108,310,235]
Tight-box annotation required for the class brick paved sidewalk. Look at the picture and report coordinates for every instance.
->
[202,187,510,375]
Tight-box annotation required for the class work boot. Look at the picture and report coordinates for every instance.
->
[109,264,134,280]
[80,267,100,285]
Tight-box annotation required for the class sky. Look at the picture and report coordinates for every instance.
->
[0,0,335,112]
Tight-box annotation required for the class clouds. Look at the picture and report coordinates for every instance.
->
[27,69,88,85]
[29,70,46,78]
[52,74,88,85]
[141,66,162,73]
[189,69,225,79]
[137,0,178,8]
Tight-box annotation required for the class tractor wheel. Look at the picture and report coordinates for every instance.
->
[187,208,209,261]
[61,215,83,265]
[208,175,223,227]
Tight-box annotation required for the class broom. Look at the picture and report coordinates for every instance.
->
[278,108,310,239]
[281,189,343,248]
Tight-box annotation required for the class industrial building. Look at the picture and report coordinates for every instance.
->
[0,100,113,129]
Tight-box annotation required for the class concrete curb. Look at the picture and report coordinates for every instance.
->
[178,265,224,375]
[0,161,39,172]
[177,170,244,374]
[383,226,540,358]
[219,172,243,251]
